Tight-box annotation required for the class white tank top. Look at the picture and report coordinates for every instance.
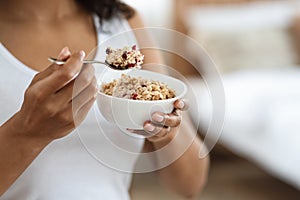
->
[0,15,145,200]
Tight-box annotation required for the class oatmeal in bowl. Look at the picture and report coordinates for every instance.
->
[97,70,187,130]
[101,74,176,101]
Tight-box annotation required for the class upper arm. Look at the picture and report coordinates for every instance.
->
[127,12,167,74]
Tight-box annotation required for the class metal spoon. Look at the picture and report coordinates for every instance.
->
[48,57,127,71]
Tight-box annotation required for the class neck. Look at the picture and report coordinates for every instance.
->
[0,0,83,22]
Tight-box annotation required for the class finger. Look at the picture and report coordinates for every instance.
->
[72,64,95,99]
[54,64,95,103]
[143,121,170,137]
[74,96,96,125]
[151,111,181,127]
[36,51,85,95]
[127,123,170,138]
[126,129,148,136]
[71,77,98,113]
[57,46,71,61]
[174,99,189,111]
[31,47,71,85]
[172,108,181,116]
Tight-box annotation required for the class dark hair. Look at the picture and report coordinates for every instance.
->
[76,0,135,21]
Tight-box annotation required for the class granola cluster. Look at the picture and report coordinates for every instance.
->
[105,45,144,70]
[101,74,176,101]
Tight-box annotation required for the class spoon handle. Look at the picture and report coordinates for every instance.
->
[82,60,107,65]
[48,57,107,65]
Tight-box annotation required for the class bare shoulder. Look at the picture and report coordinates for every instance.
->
[126,10,166,73]
[127,11,145,29]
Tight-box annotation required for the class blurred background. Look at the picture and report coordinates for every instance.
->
[123,0,300,199]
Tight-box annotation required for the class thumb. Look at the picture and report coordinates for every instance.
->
[31,47,71,85]
[57,46,71,61]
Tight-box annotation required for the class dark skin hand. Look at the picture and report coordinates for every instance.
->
[15,48,97,142]
[129,100,185,142]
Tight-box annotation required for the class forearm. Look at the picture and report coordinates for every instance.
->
[0,113,49,196]
[149,115,209,198]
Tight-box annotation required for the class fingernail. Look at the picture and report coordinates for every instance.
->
[58,47,68,59]
[177,101,185,109]
[144,124,155,132]
[58,48,64,57]
[79,50,85,61]
[152,113,164,122]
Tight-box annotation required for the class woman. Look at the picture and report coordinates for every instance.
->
[0,0,209,199]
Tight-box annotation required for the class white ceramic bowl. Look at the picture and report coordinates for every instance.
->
[97,69,187,130]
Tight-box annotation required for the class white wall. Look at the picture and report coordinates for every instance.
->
[122,0,174,28]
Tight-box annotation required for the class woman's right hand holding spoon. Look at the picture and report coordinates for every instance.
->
[8,47,97,145]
